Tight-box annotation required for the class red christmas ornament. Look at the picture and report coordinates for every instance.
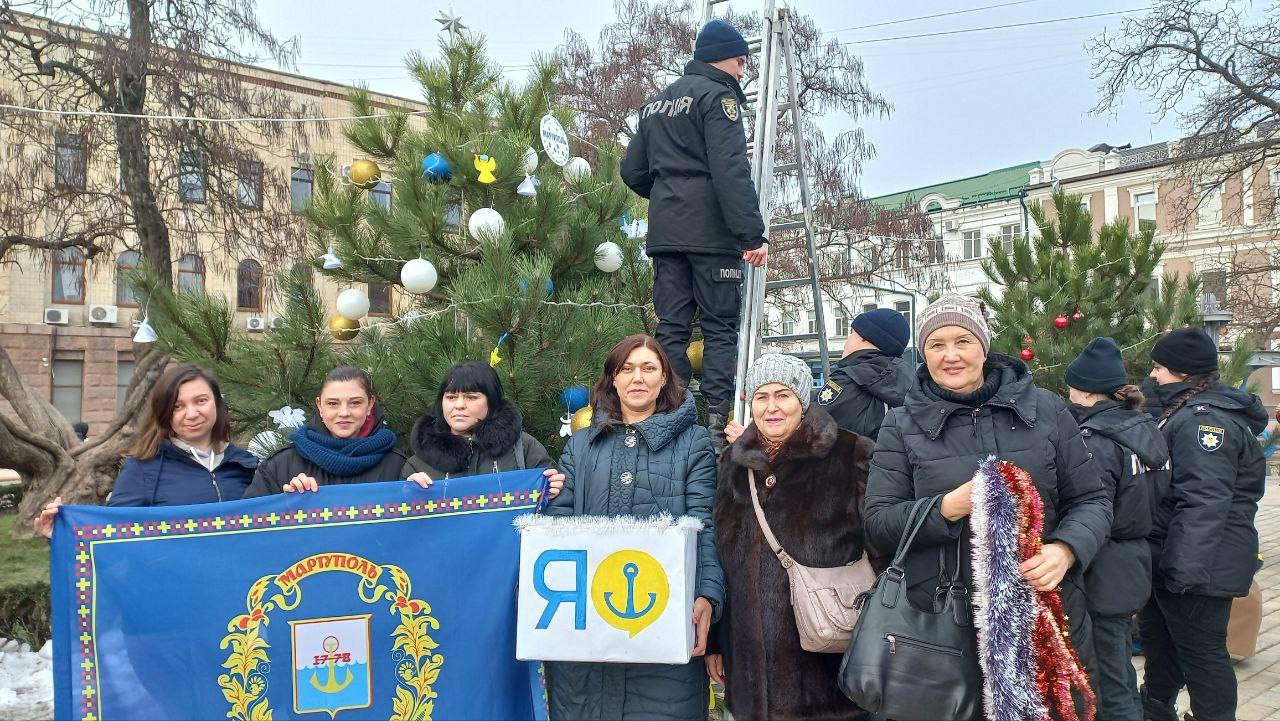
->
[1053,314,1070,329]
[1072,310,1085,321]
[1020,347,1036,361]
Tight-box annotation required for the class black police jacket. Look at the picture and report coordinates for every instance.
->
[621,60,766,257]
[1072,400,1171,616]
[814,349,910,441]
[1149,381,1268,597]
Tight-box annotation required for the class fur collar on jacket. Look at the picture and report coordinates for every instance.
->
[724,404,841,472]
[409,399,522,473]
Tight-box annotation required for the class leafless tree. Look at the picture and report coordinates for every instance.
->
[1090,0,1280,343]
[0,0,317,536]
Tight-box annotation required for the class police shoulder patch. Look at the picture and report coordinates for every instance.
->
[721,96,739,122]
[1196,424,1226,452]
[817,379,843,406]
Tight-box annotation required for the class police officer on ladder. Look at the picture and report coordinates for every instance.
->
[621,18,768,447]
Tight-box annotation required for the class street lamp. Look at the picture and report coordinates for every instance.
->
[1200,293,1233,351]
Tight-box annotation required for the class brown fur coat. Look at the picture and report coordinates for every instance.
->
[712,406,875,721]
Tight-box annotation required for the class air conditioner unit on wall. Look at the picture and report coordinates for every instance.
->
[943,220,958,232]
[88,305,118,324]
[292,149,313,165]
[246,317,266,332]
[44,308,70,325]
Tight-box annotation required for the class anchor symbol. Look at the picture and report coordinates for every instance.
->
[310,635,353,694]
[603,562,657,619]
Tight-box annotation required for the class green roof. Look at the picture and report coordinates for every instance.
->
[868,161,1038,211]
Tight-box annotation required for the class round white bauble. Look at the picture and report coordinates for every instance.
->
[522,146,539,175]
[468,207,506,240]
[594,241,624,273]
[564,156,592,183]
[336,287,371,320]
[400,258,439,294]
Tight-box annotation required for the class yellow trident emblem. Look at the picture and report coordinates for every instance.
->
[474,154,497,184]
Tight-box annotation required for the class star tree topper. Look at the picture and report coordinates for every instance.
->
[436,10,466,41]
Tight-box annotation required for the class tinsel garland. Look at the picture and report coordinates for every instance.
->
[970,456,1096,721]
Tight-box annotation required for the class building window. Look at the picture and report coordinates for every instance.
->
[998,223,1021,253]
[116,358,135,413]
[238,159,263,209]
[368,282,391,315]
[371,181,391,211]
[891,242,911,271]
[833,310,849,337]
[1201,268,1228,306]
[115,250,141,306]
[237,259,264,311]
[177,253,205,294]
[780,311,797,336]
[1133,191,1157,232]
[895,300,912,342]
[1271,168,1280,198]
[51,246,86,304]
[1197,183,1223,226]
[178,151,206,203]
[51,359,84,423]
[862,303,878,313]
[924,200,942,213]
[806,309,817,335]
[1078,197,1091,215]
[54,132,87,189]
[924,238,945,264]
[291,167,314,212]
[962,229,983,260]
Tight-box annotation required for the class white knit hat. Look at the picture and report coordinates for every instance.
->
[743,353,813,410]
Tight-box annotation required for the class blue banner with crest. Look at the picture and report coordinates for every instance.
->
[50,470,549,721]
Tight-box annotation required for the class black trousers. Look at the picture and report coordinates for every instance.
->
[651,252,743,415]
[1139,587,1236,721]
[1090,612,1142,721]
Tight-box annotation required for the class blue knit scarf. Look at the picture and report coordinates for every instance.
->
[289,425,397,477]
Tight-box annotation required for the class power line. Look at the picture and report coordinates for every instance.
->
[842,7,1149,45]
[825,0,1047,35]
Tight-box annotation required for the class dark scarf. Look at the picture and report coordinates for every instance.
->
[290,418,397,477]
[927,362,1002,407]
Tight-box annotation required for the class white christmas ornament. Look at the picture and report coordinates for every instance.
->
[523,146,539,175]
[564,156,592,183]
[400,258,439,294]
[539,114,571,166]
[594,241,624,273]
[321,247,343,270]
[517,175,538,197]
[336,287,371,320]
[132,316,158,343]
[468,207,506,240]
[268,405,307,429]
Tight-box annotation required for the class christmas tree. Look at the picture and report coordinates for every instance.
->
[141,35,653,450]
[979,190,1201,393]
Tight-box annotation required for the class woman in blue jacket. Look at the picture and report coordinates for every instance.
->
[35,364,257,535]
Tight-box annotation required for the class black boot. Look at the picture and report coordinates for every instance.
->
[1141,685,1178,721]
[706,411,728,456]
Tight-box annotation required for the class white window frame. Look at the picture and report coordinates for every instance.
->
[1078,196,1091,214]
[1197,182,1223,227]
[781,311,797,336]
[1132,190,1157,230]
[998,223,1021,253]
[806,309,817,335]
[962,229,983,260]
[832,310,850,338]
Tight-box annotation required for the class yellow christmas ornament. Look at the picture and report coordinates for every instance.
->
[687,338,705,376]
[328,315,360,341]
[474,154,497,184]
[348,159,381,189]
[570,406,594,433]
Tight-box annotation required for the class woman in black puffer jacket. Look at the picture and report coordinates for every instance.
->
[863,295,1112,696]
[245,366,407,497]
[1064,338,1170,721]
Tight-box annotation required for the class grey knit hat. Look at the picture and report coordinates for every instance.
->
[917,294,991,353]
[744,353,813,410]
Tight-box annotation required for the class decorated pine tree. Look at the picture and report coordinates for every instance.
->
[979,190,1201,393]
[143,35,654,450]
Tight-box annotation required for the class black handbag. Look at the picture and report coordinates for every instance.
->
[837,496,982,721]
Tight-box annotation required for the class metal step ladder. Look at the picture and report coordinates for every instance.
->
[699,0,831,423]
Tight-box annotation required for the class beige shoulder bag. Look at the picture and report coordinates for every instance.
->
[749,469,878,653]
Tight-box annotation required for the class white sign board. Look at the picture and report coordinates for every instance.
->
[515,514,699,664]
[539,114,572,167]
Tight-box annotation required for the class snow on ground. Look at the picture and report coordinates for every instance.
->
[0,638,53,721]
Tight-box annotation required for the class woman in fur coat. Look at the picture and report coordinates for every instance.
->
[710,353,875,721]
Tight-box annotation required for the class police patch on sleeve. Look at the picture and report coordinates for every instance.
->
[1197,424,1225,452]
[721,96,739,122]
[817,379,842,406]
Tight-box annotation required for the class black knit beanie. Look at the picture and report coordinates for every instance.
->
[1150,327,1218,375]
[1065,337,1129,393]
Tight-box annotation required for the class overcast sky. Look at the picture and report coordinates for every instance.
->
[254,0,1184,198]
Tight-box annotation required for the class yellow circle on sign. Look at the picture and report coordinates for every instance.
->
[591,550,669,638]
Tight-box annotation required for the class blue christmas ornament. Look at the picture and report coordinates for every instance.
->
[561,385,590,413]
[421,152,452,183]
[519,278,555,297]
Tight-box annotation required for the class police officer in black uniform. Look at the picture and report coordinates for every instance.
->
[814,307,911,440]
[1141,327,1268,721]
[620,18,768,443]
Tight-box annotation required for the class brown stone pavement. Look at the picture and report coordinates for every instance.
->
[1134,476,1280,721]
